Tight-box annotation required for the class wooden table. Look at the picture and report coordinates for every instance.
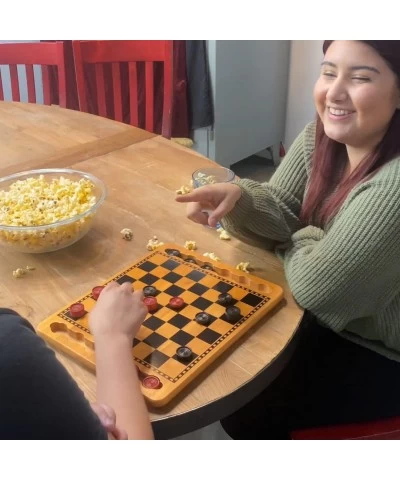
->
[0,102,304,439]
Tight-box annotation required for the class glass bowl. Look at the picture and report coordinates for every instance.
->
[0,168,107,253]
[192,166,235,188]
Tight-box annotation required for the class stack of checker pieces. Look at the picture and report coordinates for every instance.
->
[37,243,284,406]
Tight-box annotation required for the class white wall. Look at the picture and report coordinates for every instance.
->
[284,40,323,148]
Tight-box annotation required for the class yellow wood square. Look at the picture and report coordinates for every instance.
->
[236,302,254,317]
[179,304,201,319]
[155,292,170,306]
[182,321,207,337]
[153,278,172,292]
[199,276,219,288]
[151,266,170,278]
[155,307,176,322]
[175,277,196,290]
[155,322,180,339]
[157,339,182,357]
[133,280,147,291]
[205,303,226,318]
[209,319,232,335]
[180,290,198,304]
[135,325,154,341]
[202,289,220,302]
[173,264,193,276]
[132,342,154,359]
[128,267,149,279]
[227,286,248,301]
[188,337,213,355]
[161,358,186,378]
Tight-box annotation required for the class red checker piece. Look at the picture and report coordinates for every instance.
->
[92,286,105,300]
[142,375,162,389]
[69,303,86,319]
[168,296,185,310]
[143,296,159,313]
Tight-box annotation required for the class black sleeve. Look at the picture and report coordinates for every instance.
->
[0,309,107,440]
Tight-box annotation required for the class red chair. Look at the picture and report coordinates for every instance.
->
[291,417,400,440]
[72,40,174,138]
[0,41,67,107]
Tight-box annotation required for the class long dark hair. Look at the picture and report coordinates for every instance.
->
[300,41,400,227]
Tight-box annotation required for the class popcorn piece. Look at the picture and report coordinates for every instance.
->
[217,227,231,240]
[203,252,221,262]
[13,268,26,279]
[25,265,36,271]
[120,228,133,241]
[176,185,192,195]
[194,173,218,187]
[184,240,197,251]
[236,262,250,273]
[147,235,164,251]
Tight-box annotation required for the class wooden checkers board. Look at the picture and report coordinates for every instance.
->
[37,243,284,406]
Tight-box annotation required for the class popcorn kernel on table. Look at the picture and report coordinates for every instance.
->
[236,262,250,273]
[120,228,133,241]
[203,252,221,262]
[184,240,197,251]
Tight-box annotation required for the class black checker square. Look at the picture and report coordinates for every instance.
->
[197,328,222,345]
[170,330,195,346]
[186,270,206,282]
[169,314,191,329]
[241,293,264,307]
[138,261,158,272]
[161,259,180,271]
[139,273,159,285]
[164,285,185,298]
[143,316,164,331]
[144,350,170,368]
[163,272,182,284]
[191,297,213,311]
[213,281,234,294]
[116,274,135,285]
[188,283,208,296]
[143,332,168,349]
[132,338,140,348]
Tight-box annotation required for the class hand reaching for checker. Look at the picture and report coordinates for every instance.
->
[89,281,147,341]
[175,183,242,228]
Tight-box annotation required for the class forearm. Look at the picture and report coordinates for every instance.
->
[95,335,154,440]
[221,179,304,246]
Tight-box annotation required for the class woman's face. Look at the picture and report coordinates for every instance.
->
[314,40,400,150]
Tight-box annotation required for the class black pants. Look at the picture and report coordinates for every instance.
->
[220,315,400,439]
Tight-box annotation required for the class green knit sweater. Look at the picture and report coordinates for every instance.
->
[221,122,400,361]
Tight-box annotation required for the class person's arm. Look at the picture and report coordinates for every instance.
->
[221,123,314,247]
[89,282,154,440]
[0,309,107,440]
[277,173,400,332]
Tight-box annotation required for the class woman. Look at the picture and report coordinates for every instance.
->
[176,41,400,439]
[0,282,153,440]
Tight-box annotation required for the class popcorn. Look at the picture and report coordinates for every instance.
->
[203,252,221,262]
[236,262,250,273]
[217,227,231,240]
[120,228,133,241]
[0,175,96,252]
[147,235,164,251]
[184,240,197,251]
[176,185,192,195]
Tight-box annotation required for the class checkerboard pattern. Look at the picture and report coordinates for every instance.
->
[38,244,284,406]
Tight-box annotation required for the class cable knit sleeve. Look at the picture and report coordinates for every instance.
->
[278,170,400,333]
[220,123,314,248]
